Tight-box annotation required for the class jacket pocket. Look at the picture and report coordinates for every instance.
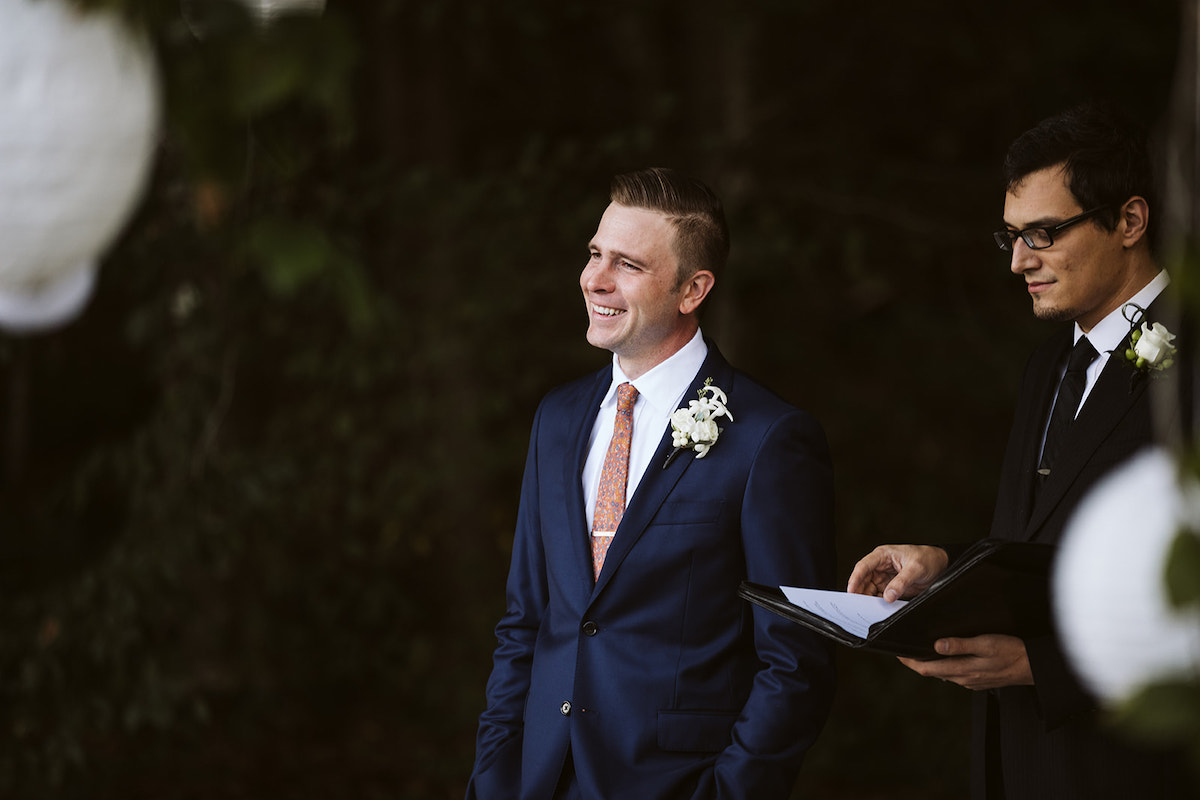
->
[657,710,738,753]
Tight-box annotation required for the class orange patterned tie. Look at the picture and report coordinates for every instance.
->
[592,382,638,581]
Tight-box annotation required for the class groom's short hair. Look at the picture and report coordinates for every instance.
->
[610,167,730,287]
[1004,102,1156,240]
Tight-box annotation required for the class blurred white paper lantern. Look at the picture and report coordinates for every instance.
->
[0,264,98,333]
[0,0,160,333]
[1054,447,1200,704]
[244,0,326,24]
[182,0,325,38]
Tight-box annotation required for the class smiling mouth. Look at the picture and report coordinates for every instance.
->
[592,303,626,317]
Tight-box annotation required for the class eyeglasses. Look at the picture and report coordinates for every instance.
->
[993,206,1110,252]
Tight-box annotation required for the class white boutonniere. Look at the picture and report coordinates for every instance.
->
[1122,303,1177,376]
[663,378,732,468]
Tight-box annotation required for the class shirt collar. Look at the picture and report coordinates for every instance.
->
[601,328,708,416]
[1074,270,1170,353]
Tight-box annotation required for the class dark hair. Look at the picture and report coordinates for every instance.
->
[610,167,730,285]
[1004,102,1156,237]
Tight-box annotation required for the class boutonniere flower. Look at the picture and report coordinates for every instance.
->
[1122,303,1177,377]
[663,378,732,469]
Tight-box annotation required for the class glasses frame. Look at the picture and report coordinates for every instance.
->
[993,206,1111,252]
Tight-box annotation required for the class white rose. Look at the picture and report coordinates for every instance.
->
[694,419,720,443]
[671,408,695,432]
[1134,322,1176,366]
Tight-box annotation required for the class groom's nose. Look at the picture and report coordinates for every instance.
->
[581,260,614,292]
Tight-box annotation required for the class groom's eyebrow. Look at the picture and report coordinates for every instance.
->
[589,241,647,268]
[613,249,647,266]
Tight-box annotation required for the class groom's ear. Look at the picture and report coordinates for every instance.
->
[678,270,715,315]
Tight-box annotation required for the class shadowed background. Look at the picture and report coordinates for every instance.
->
[0,1,1184,797]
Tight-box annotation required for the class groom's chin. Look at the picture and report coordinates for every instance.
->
[585,326,617,353]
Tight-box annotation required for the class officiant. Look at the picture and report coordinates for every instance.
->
[847,103,1193,798]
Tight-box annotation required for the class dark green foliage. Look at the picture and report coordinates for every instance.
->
[1166,529,1200,610]
[1114,680,1200,768]
[0,1,1189,798]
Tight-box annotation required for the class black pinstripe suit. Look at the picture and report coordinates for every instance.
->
[975,307,1193,798]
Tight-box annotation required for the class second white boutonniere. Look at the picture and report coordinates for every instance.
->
[1122,303,1177,377]
[663,378,732,468]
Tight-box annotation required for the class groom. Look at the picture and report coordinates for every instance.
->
[466,168,836,799]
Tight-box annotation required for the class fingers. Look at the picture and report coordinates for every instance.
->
[881,574,910,604]
[900,636,1033,690]
[934,638,958,657]
[844,551,892,594]
[898,650,970,688]
[846,545,909,597]
[886,545,949,600]
[897,639,967,671]
[897,655,951,680]
[935,635,998,658]
[847,545,949,601]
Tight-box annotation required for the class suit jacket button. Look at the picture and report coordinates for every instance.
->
[582,620,599,636]
[560,701,572,716]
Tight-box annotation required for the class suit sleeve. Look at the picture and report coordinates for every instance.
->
[699,409,838,799]
[466,405,550,800]
[1026,633,1096,727]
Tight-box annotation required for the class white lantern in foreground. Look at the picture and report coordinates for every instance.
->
[243,0,326,24]
[1054,447,1200,704]
[0,0,160,333]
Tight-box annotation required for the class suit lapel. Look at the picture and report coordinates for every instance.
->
[591,346,734,597]
[1006,331,1069,535]
[1024,331,1149,538]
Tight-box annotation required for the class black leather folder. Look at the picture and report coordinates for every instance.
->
[738,539,1057,659]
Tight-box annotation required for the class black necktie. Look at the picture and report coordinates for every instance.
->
[1038,336,1098,478]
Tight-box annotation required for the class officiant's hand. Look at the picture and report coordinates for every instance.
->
[898,634,1034,690]
[846,544,950,602]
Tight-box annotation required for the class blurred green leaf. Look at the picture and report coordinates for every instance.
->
[241,219,376,331]
[242,219,331,295]
[1165,529,1200,610]
[1114,680,1200,746]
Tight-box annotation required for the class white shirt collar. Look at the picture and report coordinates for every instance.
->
[583,329,709,532]
[1074,270,1170,354]
[600,328,709,418]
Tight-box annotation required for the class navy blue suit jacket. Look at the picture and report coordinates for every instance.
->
[467,344,836,800]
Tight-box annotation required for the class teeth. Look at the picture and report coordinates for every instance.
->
[594,305,624,317]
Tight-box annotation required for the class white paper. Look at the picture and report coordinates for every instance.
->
[780,586,908,639]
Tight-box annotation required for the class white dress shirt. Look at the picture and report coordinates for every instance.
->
[583,329,708,534]
[1070,269,1170,412]
[1038,270,1169,459]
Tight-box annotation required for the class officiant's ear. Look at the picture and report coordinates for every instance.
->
[678,269,715,315]
[1118,196,1149,249]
